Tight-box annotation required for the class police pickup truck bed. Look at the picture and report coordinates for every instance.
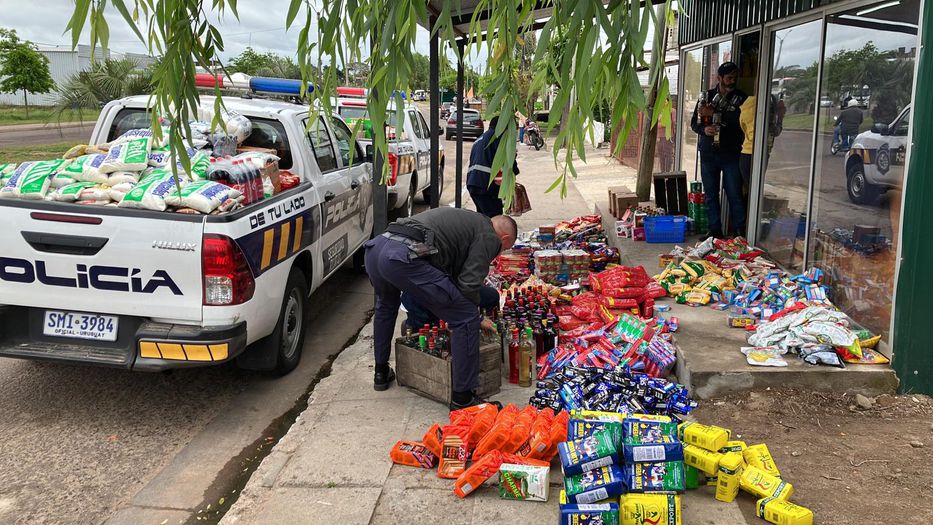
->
[0,95,373,375]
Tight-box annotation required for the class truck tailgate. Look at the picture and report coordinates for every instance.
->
[0,204,204,322]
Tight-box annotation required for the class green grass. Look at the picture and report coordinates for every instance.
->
[0,106,101,126]
[0,142,74,164]
[781,112,874,133]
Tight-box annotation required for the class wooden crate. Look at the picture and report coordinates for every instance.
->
[396,338,501,404]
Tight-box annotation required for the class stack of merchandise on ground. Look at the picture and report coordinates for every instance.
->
[653,237,889,368]
[389,403,568,500]
[0,111,297,215]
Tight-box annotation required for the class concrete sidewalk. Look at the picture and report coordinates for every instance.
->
[221,146,750,524]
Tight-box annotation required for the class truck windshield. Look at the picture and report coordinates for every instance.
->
[106,108,294,169]
[337,106,399,126]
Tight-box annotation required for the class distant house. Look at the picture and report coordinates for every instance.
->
[0,44,156,107]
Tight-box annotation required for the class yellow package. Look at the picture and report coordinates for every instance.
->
[705,475,719,486]
[560,489,566,505]
[756,497,814,525]
[740,465,794,500]
[631,413,673,423]
[715,452,745,503]
[621,494,682,525]
[683,444,723,476]
[744,444,781,478]
[719,440,748,454]
[679,422,729,452]
[570,410,626,423]
[685,290,711,305]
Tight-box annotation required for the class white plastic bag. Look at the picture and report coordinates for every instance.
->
[51,182,97,202]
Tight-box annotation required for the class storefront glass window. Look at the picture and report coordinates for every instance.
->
[808,0,919,341]
[680,48,703,180]
[756,19,822,271]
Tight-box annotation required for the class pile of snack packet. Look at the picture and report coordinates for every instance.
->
[558,412,814,525]
[0,112,296,215]
[556,266,667,330]
[654,237,887,367]
[529,363,696,416]
[491,215,621,287]
[558,411,686,524]
[535,312,680,382]
[389,404,568,500]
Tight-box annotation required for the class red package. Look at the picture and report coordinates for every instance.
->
[602,287,645,299]
[278,170,300,190]
[644,281,668,299]
[559,315,589,331]
[640,297,655,318]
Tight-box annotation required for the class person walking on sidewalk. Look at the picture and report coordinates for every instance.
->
[691,61,748,238]
[467,115,520,217]
[364,207,517,409]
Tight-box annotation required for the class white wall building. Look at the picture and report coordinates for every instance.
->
[0,44,156,107]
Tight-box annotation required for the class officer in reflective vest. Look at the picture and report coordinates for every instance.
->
[467,116,520,217]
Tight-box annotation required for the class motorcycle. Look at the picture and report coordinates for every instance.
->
[830,126,856,156]
[523,120,545,150]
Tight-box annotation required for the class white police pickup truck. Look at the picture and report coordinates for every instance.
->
[845,105,911,204]
[336,97,445,217]
[0,94,373,375]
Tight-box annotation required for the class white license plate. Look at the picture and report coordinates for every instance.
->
[43,310,119,342]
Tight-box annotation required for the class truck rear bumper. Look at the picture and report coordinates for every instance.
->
[0,306,247,371]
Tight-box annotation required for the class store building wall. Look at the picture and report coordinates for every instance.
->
[677,0,926,391]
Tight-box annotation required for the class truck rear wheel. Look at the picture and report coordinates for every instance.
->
[847,162,879,205]
[394,178,416,218]
[422,162,444,203]
[238,268,308,375]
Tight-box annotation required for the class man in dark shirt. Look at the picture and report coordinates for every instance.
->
[467,116,520,217]
[364,207,517,409]
[690,62,748,238]
[833,99,864,148]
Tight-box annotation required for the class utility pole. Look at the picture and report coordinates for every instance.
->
[635,4,671,201]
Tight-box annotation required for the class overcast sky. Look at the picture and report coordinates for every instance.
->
[0,0,490,69]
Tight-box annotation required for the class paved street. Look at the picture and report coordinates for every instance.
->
[0,121,95,146]
[0,267,373,524]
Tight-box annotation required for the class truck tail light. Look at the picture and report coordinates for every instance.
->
[202,234,255,306]
[387,152,399,186]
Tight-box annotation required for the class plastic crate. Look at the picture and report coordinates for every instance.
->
[644,215,687,243]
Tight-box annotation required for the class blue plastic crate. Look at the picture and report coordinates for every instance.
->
[644,215,687,243]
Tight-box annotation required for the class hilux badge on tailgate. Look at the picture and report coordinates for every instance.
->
[152,241,197,252]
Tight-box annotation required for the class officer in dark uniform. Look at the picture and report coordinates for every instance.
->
[364,207,517,409]
[467,116,520,217]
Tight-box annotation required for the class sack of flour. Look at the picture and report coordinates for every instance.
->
[76,184,113,202]
[109,181,136,202]
[51,181,97,202]
[118,170,186,211]
[0,159,70,200]
[148,144,199,167]
[76,153,110,183]
[106,171,141,186]
[100,136,151,173]
[165,180,243,214]
[112,128,169,149]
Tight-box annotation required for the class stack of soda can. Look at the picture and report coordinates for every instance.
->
[688,181,707,233]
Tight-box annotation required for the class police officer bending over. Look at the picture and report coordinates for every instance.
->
[364,207,517,409]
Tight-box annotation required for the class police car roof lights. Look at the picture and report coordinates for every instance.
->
[194,73,313,97]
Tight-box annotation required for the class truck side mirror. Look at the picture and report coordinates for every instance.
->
[871,123,890,135]
[364,144,375,162]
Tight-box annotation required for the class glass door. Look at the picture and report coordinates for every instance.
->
[807,0,920,342]
[756,19,823,271]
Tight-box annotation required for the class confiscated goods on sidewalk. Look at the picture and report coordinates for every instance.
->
[390,403,567,500]
[497,463,550,501]
[560,503,620,524]
[621,493,682,525]
[654,236,889,366]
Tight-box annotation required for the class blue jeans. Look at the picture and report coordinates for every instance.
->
[365,235,482,392]
[700,153,745,235]
[518,126,526,143]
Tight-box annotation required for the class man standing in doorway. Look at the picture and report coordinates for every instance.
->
[691,61,748,238]
[467,116,520,217]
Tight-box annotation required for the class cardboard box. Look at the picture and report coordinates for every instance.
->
[608,186,639,219]
[396,337,501,404]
